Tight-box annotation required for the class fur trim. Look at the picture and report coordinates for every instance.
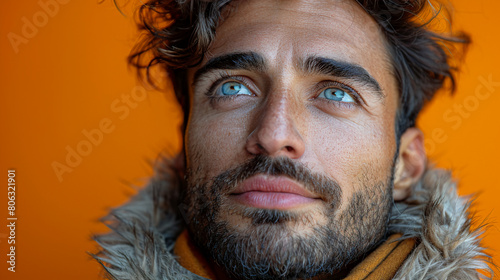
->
[390,169,493,279]
[92,163,493,279]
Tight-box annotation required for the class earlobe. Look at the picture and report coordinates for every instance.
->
[393,128,427,201]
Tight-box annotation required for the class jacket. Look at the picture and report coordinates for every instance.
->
[93,162,493,279]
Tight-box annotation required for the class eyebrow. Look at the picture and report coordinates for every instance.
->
[193,52,266,85]
[193,52,384,100]
[301,56,384,100]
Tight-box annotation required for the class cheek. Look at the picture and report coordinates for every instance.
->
[310,115,396,201]
[186,109,250,179]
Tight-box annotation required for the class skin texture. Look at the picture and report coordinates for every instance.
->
[183,0,426,279]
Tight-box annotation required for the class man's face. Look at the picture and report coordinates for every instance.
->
[184,0,400,278]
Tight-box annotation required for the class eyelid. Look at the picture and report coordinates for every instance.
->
[314,80,365,106]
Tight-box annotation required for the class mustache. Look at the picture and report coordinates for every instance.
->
[209,155,342,203]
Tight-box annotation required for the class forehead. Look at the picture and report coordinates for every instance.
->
[194,0,396,97]
[213,2,388,67]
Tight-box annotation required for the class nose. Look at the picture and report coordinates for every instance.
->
[245,92,305,159]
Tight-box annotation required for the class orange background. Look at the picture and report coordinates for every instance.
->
[0,0,498,279]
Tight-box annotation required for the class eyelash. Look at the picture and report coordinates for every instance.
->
[204,72,364,109]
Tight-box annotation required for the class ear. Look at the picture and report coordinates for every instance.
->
[393,127,426,201]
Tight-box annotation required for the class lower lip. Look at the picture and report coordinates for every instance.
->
[230,191,319,210]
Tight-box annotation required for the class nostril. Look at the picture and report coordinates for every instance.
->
[256,143,265,152]
[286,146,293,152]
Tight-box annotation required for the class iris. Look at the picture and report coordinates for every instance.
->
[319,88,355,103]
[219,81,251,96]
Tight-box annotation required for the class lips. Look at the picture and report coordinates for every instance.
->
[229,175,321,210]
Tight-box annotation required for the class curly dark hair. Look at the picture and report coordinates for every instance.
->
[128,0,469,137]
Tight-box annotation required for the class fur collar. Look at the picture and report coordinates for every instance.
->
[93,163,493,279]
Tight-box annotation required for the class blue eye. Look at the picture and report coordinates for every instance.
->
[218,81,252,96]
[318,88,355,103]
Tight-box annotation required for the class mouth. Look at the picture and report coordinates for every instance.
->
[229,175,322,210]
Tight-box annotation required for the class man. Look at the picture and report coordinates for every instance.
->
[93,0,493,279]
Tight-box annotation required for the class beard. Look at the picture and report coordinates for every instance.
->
[182,155,395,280]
